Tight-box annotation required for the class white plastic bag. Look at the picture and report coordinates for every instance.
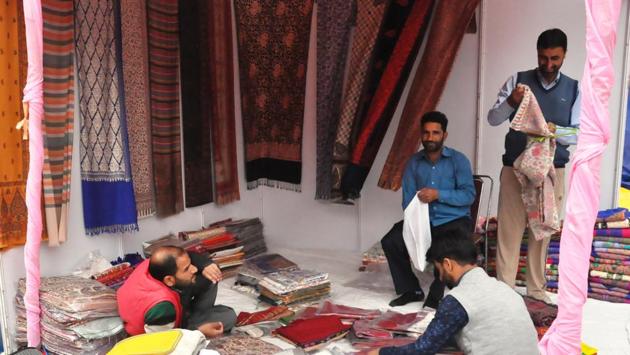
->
[402,197,432,271]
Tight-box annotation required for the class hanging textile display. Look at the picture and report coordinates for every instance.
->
[342,0,434,199]
[235,0,313,191]
[208,1,240,205]
[378,0,479,190]
[179,0,214,207]
[314,0,355,200]
[42,0,74,246]
[0,0,28,249]
[75,0,138,235]
[147,0,184,215]
[331,0,388,198]
[22,0,45,346]
[539,1,621,353]
[120,0,156,218]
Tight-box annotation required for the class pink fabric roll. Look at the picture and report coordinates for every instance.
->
[22,0,44,347]
[538,1,621,353]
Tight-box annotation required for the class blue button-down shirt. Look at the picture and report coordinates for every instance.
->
[402,146,475,226]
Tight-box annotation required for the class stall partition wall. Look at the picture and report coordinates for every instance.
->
[1,1,630,352]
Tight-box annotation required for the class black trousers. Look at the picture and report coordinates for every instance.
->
[381,217,472,301]
[180,274,237,331]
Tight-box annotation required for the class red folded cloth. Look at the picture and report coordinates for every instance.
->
[274,315,351,348]
[236,306,293,326]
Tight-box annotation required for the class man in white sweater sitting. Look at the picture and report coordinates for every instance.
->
[372,230,539,355]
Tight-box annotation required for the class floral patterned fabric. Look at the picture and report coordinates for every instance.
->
[511,85,560,240]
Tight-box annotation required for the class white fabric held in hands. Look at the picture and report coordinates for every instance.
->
[402,197,432,271]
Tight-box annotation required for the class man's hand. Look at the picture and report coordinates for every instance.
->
[417,188,439,203]
[198,321,223,338]
[547,122,557,134]
[507,85,525,108]
[202,263,223,283]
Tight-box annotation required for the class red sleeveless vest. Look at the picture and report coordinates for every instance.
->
[117,259,183,335]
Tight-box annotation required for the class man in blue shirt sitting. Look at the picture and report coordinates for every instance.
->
[381,111,475,309]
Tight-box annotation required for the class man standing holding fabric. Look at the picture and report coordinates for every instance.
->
[381,111,475,309]
[488,28,580,302]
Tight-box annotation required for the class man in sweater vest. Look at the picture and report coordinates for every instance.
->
[371,230,539,355]
[488,28,580,303]
[117,246,237,337]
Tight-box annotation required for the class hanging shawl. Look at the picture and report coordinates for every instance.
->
[147,0,184,216]
[208,1,240,205]
[1,0,29,250]
[74,0,138,235]
[539,1,621,353]
[179,0,214,207]
[378,0,479,190]
[315,0,355,200]
[235,0,313,191]
[511,84,560,240]
[331,0,388,197]
[42,0,74,246]
[342,0,434,199]
[120,0,156,217]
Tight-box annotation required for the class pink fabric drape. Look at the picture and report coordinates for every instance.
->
[539,1,621,353]
[22,0,44,347]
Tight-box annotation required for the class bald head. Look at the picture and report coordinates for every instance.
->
[148,246,186,283]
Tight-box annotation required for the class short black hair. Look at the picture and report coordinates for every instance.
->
[426,229,477,266]
[149,246,185,282]
[537,28,567,52]
[421,111,448,132]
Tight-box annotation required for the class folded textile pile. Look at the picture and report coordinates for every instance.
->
[360,240,388,271]
[235,253,299,288]
[273,315,351,351]
[236,306,294,326]
[589,208,630,303]
[258,269,331,306]
[351,309,434,343]
[208,218,267,258]
[15,276,124,354]
[92,262,134,289]
[545,237,561,292]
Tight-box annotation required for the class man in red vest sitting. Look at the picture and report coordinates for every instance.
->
[117,246,236,337]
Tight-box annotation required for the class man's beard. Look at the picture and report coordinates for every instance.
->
[422,139,444,153]
[173,275,195,290]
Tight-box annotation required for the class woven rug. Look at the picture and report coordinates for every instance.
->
[343,0,434,199]
[206,334,281,355]
[147,0,184,216]
[0,0,28,249]
[235,0,313,191]
[331,0,387,197]
[378,0,480,190]
[120,0,156,217]
[75,0,138,235]
[314,0,354,200]
[42,0,75,245]
[208,1,240,205]
[179,0,214,207]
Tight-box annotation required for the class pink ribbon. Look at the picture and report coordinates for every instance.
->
[22,0,44,347]
[539,1,621,353]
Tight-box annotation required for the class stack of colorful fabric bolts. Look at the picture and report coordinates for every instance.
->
[208,218,267,258]
[15,276,124,354]
[545,235,561,293]
[589,208,630,304]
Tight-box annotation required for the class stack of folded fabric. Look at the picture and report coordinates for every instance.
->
[545,236,561,293]
[15,276,124,354]
[273,315,351,351]
[589,208,630,303]
[208,218,267,258]
[484,218,498,277]
[360,241,388,271]
[351,309,435,349]
[258,269,331,306]
[92,263,134,289]
[297,301,382,321]
[142,233,203,257]
[235,253,299,289]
